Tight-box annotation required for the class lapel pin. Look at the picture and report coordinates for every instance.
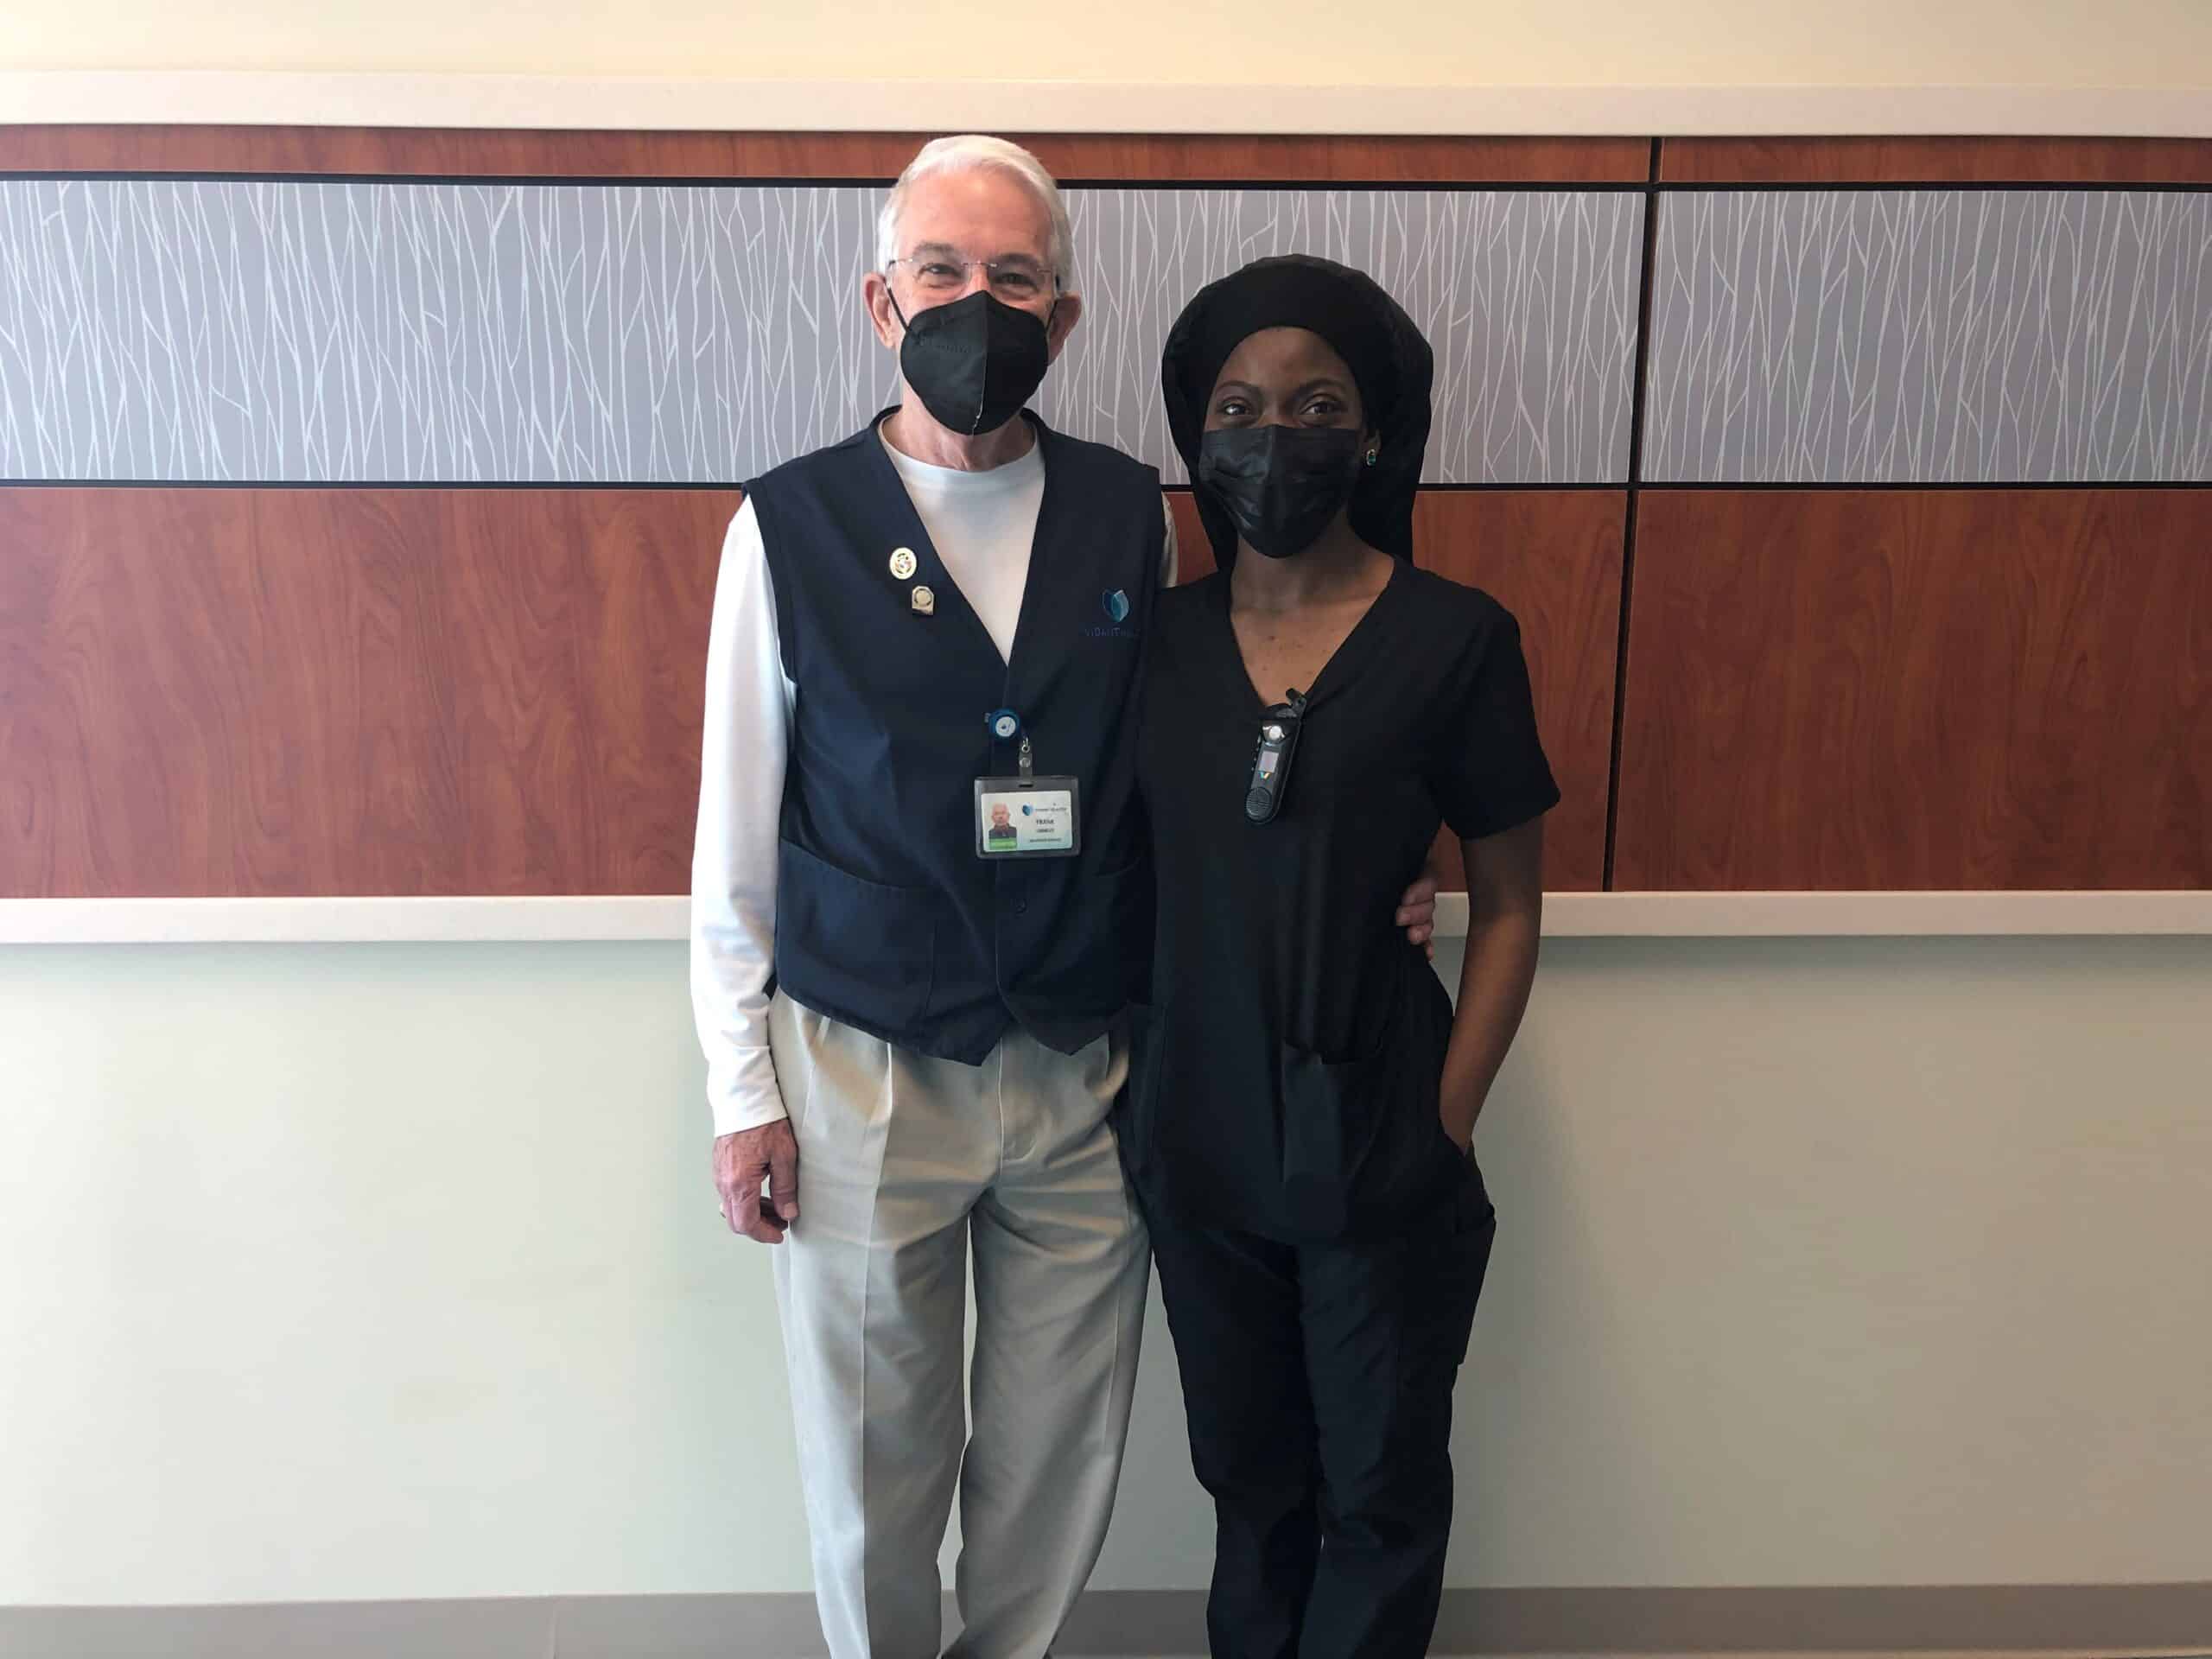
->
[889,547,918,581]
[911,585,936,616]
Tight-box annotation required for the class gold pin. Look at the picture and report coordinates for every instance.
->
[889,547,918,581]
[911,584,936,615]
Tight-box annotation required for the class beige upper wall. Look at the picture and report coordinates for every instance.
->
[4,0,2211,86]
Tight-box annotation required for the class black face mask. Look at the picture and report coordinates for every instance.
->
[891,289,1053,435]
[1196,423,1363,559]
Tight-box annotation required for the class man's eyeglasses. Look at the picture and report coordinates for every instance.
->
[886,255,1058,306]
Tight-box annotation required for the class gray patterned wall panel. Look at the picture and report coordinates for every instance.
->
[1643,189,2212,484]
[0,181,895,485]
[0,180,1642,486]
[1048,188,1643,484]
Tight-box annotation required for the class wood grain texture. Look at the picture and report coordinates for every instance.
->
[0,488,734,898]
[1168,489,1624,893]
[1614,490,2212,891]
[0,126,1649,182]
[1660,137,2212,184]
[1023,134,1649,182]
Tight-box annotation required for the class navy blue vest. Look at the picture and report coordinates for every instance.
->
[749,412,1163,1065]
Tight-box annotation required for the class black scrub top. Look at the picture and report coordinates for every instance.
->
[1125,559,1559,1243]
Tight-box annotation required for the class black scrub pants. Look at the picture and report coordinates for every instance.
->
[1147,1168,1497,1659]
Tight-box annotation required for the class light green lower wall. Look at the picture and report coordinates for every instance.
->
[3,935,2209,1605]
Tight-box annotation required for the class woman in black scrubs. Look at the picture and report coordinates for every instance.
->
[1123,256,1557,1657]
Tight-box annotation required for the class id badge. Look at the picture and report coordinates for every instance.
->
[975,776,1082,859]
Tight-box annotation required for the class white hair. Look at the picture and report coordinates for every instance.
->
[876,135,1077,295]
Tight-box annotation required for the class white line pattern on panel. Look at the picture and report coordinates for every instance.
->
[0,181,1639,485]
[1039,188,1643,484]
[1645,189,2212,484]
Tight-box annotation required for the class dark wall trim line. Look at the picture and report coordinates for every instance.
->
[8,171,2212,198]
[0,479,750,493]
[9,480,2203,493]
[0,171,1662,193]
[1658,180,2212,195]
[1605,141,1666,890]
[1633,479,2212,493]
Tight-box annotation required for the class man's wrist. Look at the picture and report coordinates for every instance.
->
[712,1100,790,1140]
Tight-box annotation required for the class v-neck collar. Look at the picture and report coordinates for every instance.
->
[1212,556,1408,716]
[865,408,1055,683]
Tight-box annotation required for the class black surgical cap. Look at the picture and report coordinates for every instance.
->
[1161,254,1433,568]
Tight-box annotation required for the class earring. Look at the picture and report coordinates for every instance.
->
[1364,448,1379,467]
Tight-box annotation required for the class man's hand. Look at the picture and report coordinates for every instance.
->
[1396,867,1441,960]
[715,1121,801,1243]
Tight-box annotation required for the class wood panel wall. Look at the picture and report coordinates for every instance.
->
[1613,491,2212,891]
[0,489,729,897]
[0,128,1649,181]
[1624,134,2212,893]
[1659,137,2212,183]
[2,130,2206,899]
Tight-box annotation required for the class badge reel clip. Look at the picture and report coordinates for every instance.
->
[1244,690,1307,825]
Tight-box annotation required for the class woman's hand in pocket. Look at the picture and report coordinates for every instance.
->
[1439,1093,1478,1154]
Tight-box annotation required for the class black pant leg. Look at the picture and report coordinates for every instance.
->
[1296,1166,1497,1659]
[1148,1210,1319,1659]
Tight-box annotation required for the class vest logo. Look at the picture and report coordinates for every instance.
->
[1087,588,1137,640]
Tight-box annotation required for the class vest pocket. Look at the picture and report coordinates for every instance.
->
[776,839,941,1031]
[1016,852,1154,1012]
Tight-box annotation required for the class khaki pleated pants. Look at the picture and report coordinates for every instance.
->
[768,991,1150,1659]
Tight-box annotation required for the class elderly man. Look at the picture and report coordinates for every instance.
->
[690,135,1437,1659]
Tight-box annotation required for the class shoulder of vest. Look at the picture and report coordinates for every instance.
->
[743,423,881,499]
[1037,424,1162,494]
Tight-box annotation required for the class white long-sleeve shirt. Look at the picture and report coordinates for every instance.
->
[690,434,1177,1136]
